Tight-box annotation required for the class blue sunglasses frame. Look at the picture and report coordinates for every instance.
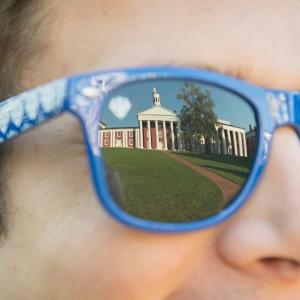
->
[0,66,299,233]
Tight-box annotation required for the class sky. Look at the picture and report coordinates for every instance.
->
[100,79,257,132]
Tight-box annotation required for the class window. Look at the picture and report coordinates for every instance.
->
[116,131,122,137]
[104,131,109,138]
[129,131,133,137]
[129,139,133,145]
[104,139,109,146]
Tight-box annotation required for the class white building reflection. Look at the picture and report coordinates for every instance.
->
[99,88,248,157]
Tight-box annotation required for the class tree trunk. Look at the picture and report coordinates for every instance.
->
[205,138,211,154]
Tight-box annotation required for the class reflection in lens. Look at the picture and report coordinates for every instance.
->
[99,80,258,223]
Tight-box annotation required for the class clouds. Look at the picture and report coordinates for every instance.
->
[108,96,132,120]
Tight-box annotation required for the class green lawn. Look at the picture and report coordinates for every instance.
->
[174,152,253,185]
[102,148,223,222]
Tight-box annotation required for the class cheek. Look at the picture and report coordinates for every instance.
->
[50,211,211,299]
[6,115,219,299]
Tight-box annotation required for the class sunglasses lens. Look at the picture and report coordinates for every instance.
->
[99,79,258,223]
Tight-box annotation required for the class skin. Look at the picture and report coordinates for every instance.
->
[1,0,300,299]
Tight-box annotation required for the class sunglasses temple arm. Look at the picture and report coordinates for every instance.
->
[0,78,68,144]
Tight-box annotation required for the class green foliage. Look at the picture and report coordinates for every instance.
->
[177,82,218,153]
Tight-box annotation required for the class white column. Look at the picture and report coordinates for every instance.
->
[111,130,116,147]
[139,121,143,148]
[125,130,128,148]
[177,122,182,151]
[226,130,232,155]
[242,133,248,157]
[122,130,125,147]
[237,132,244,156]
[155,120,159,149]
[110,130,113,147]
[221,129,227,155]
[147,120,152,149]
[135,129,139,148]
[232,130,238,156]
[217,129,221,154]
[99,131,102,147]
[163,121,168,150]
[236,132,242,156]
[217,139,221,154]
[170,121,175,150]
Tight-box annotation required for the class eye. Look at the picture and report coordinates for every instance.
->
[99,78,258,223]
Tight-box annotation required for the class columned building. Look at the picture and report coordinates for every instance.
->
[99,88,183,151]
[216,120,247,157]
[137,88,182,151]
[189,119,248,157]
[99,88,248,157]
[99,122,139,149]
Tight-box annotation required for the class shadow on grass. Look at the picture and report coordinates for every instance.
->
[200,164,249,179]
[176,151,253,168]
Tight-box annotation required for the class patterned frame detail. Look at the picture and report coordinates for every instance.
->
[0,78,67,142]
[69,72,129,155]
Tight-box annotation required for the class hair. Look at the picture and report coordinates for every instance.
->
[0,0,47,100]
[0,0,46,237]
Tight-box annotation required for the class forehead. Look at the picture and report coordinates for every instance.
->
[33,0,300,89]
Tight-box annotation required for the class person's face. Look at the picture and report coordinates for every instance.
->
[2,1,300,299]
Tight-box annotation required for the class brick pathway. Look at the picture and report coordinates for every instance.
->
[163,151,241,204]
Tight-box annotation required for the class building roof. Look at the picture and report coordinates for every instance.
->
[101,127,138,130]
[138,105,176,117]
[137,105,179,122]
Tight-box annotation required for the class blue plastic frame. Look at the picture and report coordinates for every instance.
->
[0,66,299,233]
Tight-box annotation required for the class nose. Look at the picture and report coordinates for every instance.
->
[217,126,300,283]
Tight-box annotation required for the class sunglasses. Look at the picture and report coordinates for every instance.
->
[0,66,299,232]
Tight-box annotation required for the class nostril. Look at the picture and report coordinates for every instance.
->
[260,257,300,281]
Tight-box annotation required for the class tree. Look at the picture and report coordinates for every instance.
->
[177,82,218,153]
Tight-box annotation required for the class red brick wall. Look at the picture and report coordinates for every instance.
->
[151,127,156,149]
[102,131,110,147]
[143,127,147,148]
[127,131,134,148]
[115,131,123,144]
